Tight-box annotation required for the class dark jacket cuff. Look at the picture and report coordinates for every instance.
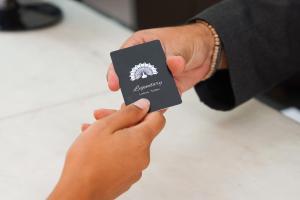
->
[194,70,235,111]
[190,0,298,110]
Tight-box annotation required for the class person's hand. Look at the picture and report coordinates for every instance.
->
[107,23,221,94]
[48,99,166,200]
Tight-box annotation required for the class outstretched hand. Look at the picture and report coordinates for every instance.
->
[49,99,165,200]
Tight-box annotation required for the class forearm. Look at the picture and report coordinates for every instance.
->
[191,0,300,110]
[48,177,93,200]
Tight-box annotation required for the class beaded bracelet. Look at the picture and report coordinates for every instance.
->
[198,21,223,81]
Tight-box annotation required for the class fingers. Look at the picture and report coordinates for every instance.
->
[120,36,143,49]
[94,109,117,120]
[120,31,158,49]
[107,31,160,91]
[101,99,150,133]
[129,111,166,144]
[107,37,144,92]
[107,64,120,91]
[107,35,142,92]
[82,109,116,132]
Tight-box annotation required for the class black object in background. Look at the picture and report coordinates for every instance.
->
[0,0,62,31]
[135,0,219,29]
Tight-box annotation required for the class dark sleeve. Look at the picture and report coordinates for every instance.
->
[190,0,300,111]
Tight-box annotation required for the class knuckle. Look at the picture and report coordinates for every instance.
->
[133,172,143,182]
[100,119,111,128]
[130,172,143,184]
[141,124,155,140]
[96,118,113,131]
[158,113,166,127]
[153,112,166,130]
[140,153,151,170]
[93,110,100,118]
[122,185,132,195]
[133,30,145,36]
[135,155,150,171]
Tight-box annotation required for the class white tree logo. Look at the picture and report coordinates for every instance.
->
[129,63,158,81]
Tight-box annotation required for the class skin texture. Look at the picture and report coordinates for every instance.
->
[48,99,165,200]
[107,23,222,95]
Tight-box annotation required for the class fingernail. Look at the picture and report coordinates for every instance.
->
[133,98,150,110]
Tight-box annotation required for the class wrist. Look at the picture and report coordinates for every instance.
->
[48,174,94,200]
[195,21,228,79]
[193,22,215,70]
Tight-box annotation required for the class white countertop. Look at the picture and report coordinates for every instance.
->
[0,1,299,199]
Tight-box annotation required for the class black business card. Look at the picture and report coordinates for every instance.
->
[110,40,182,112]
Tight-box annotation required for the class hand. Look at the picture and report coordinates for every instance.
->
[107,23,218,94]
[48,99,166,200]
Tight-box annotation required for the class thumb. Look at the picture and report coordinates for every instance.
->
[103,99,150,133]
